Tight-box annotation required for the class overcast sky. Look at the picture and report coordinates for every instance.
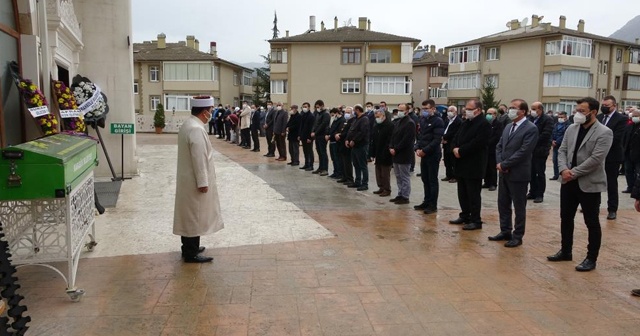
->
[132,0,640,64]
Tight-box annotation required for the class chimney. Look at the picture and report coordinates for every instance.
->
[286,30,289,37]
[186,35,195,49]
[532,14,540,28]
[544,23,552,31]
[510,19,520,30]
[368,19,371,31]
[194,39,199,51]
[209,41,217,57]
[358,17,367,30]
[559,15,566,29]
[309,16,316,32]
[157,33,166,49]
[577,19,585,32]
[334,16,338,30]
[430,45,436,54]
[438,48,444,54]
[321,21,325,31]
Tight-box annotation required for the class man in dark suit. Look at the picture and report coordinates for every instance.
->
[483,108,504,191]
[527,102,554,203]
[414,99,444,214]
[250,104,262,152]
[622,109,640,193]
[449,99,491,230]
[441,106,462,183]
[489,99,539,247]
[547,97,613,272]
[328,108,345,179]
[263,101,276,157]
[298,102,315,170]
[630,162,640,296]
[389,104,416,204]
[336,108,355,184]
[286,105,301,165]
[311,100,331,176]
[597,95,627,220]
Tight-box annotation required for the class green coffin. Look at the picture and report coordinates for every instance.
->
[0,134,98,200]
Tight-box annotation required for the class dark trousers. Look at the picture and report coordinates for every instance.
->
[265,128,275,154]
[560,180,602,260]
[443,143,455,178]
[181,236,200,258]
[484,154,497,187]
[315,137,329,171]
[351,145,368,186]
[624,159,639,191]
[375,164,392,191]
[498,177,528,240]
[288,139,300,164]
[241,128,251,147]
[224,122,232,141]
[420,154,441,207]
[340,148,353,182]
[251,128,260,150]
[604,161,620,212]
[329,142,343,177]
[552,147,560,178]
[529,155,548,198]
[217,120,225,137]
[275,133,286,158]
[457,177,483,223]
[302,140,314,167]
[410,152,415,172]
[208,122,215,134]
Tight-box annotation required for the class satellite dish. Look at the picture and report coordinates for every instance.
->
[506,21,512,28]
[539,15,545,21]
[521,17,529,27]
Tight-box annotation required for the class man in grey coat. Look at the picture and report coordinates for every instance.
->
[490,99,539,248]
[547,97,613,272]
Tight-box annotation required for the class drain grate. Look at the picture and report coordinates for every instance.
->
[94,181,122,208]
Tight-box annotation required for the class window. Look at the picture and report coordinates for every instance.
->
[214,65,220,81]
[233,72,240,86]
[542,103,558,113]
[543,69,591,88]
[163,63,213,81]
[603,61,608,75]
[133,82,139,94]
[430,67,448,77]
[150,96,160,111]
[370,49,391,63]
[628,75,640,90]
[243,71,252,86]
[484,74,499,88]
[622,100,640,109]
[615,76,621,90]
[616,48,623,63]
[366,76,411,95]
[558,100,578,113]
[270,48,288,63]
[448,73,480,90]
[165,95,192,111]
[149,66,159,82]
[342,47,361,64]
[270,80,288,94]
[545,36,592,58]
[630,49,640,64]
[601,89,607,100]
[486,47,500,61]
[428,87,447,98]
[449,45,479,64]
[341,79,361,94]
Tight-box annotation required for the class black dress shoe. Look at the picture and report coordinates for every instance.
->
[575,258,596,272]
[449,217,468,225]
[549,176,559,180]
[291,162,300,166]
[440,177,451,181]
[488,186,496,191]
[336,178,347,183]
[534,197,543,203]
[299,165,309,169]
[347,183,361,188]
[305,167,315,171]
[251,149,260,152]
[184,255,214,263]
[607,211,616,220]
[547,250,572,262]
[504,239,522,248]
[481,184,490,189]
[423,207,437,214]
[394,197,410,204]
[356,185,368,191]
[312,169,321,174]
[198,246,205,253]
[266,154,276,158]
[414,203,428,210]
[622,189,631,194]
[389,196,400,202]
[526,194,535,200]
[328,174,337,178]
[488,232,512,241]
[631,289,640,297]
[462,222,482,230]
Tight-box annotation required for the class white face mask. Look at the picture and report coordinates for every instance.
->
[302,107,309,113]
[530,111,538,118]
[508,109,518,120]
[465,109,475,120]
[573,112,587,124]
[557,118,566,123]
[344,113,352,120]
[447,111,455,118]
[267,105,272,109]
[632,116,640,124]
[397,111,405,118]
[276,106,282,111]
[375,117,383,124]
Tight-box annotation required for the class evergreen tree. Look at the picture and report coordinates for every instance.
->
[272,11,279,39]
[480,77,501,110]
[252,55,271,106]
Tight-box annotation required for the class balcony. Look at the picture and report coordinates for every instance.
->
[448,62,480,74]
[621,90,640,100]
[429,76,448,85]
[623,62,640,74]
[163,81,217,92]
[542,87,590,98]
[270,63,288,74]
[544,55,592,68]
[447,88,480,99]
[240,85,254,95]
[365,62,412,74]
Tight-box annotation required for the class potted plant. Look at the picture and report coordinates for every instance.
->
[154,103,166,134]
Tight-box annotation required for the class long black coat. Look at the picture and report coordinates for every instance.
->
[371,119,394,166]
[598,111,628,163]
[623,122,640,163]
[337,117,355,154]
[298,112,315,142]
[487,118,504,157]
[389,116,416,164]
[528,113,554,157]
[452,115,491,179]
[286,112,301,140]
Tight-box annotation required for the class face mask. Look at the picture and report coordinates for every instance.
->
[632,117,640,124]
[243,104,247,108]
[267,105,272,109]
[376,118,383,124]
[397,111,405,118]
[289,111,296,115]
[573,112,587,124]
[344,113,352,120]
[600,106,611,114]
[447,111,455,118]
[557,118,566,123]
[301,108,308,113]
[276,106,282,111]
[530,111,538,118]
[465,109,475,120]
[421,111,429,118]
[486,114,494,122]
[367,107,373,112]
[508,109,518,120]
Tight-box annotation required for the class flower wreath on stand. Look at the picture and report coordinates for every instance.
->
[71,74,109,129]
[52,80,86,133]
[17,78,58,136]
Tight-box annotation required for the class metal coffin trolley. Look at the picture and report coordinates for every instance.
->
[0,134,99,301]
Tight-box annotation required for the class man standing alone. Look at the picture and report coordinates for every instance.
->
[173,96,224,263]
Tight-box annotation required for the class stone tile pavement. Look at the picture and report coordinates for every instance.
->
[16,133,640,335]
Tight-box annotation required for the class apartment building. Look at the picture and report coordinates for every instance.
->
[445,15,640,112]
[412,45,449,106]
[133,34,253,117]
[268,16,420,108]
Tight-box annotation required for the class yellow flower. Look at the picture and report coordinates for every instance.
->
[29,85,36,91]
[46,122,51,127]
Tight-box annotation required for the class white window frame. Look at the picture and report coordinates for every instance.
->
[243,71,252,86]
[164,94,197,112]
[270,48,288,63]
[622,100,640,109]
[365,76,411,95]
[369,49,391,63]
[545,36,592,58]
[603,61,608,75]
[448,73,480,90]
[149,66,159,82]
[631,49,640,64]
[428,86,447,98]
[628,75,640,90]
[484,74,499,88]
[163,62,214,81]
[341,79,361,94]
[430,66,448,78]
[233,72,240,86]
[449,45,479,64]
[616,48,623,63]
[342,47,361,64]
[133,82,139,94]
[486,47,500,61]
[150,95,160,111]
[213,65,220,81]
[615,76,621,90]
[543,69,591,88]
[270,80,288,94]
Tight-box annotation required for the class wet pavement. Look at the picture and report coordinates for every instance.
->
[17,133,640,335]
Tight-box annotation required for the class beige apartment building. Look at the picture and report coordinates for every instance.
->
[268,16,420,108]
[412,45,449,106]
[133,34,253,117]
[446,15,640,112]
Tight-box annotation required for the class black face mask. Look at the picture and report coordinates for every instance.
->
[600,106,611,114]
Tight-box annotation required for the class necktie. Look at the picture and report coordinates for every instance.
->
[602,115,608,125]
[509,122,517,135]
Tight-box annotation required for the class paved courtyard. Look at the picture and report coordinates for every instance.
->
[17,133,640,335]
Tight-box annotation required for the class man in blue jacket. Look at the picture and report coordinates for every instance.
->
[550,111,569,180]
